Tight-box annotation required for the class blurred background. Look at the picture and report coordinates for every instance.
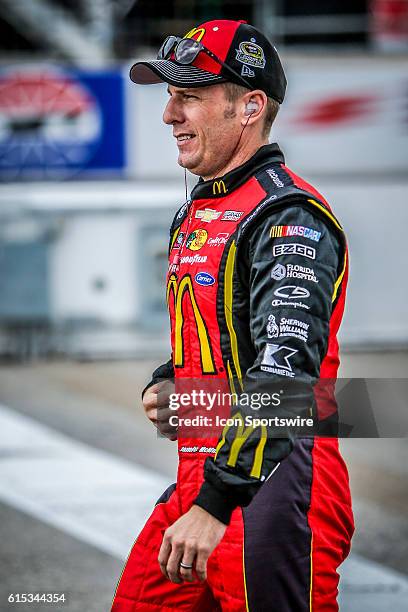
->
[0,1,407,611]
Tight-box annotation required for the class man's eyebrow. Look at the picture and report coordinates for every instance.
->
[167,86,199,95]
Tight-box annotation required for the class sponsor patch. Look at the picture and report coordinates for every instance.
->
[212,180,227,195]
[271,263,286,281]
[207,232,229,247]
[266,168,284,188]
[180,446,216,454]
[273,243,316,260]
[195,271,215,286]
[235,41,266,68]
[173,231,185,249]
[221,210,244,222]
[180,254,208,265]
[274,285,310,299]
[271,263,319,283]
[266,314,280,338]
[195,208,222,223]
[270,225,321,242]
[176,202,188,219]
[261,344,297,378]
[267,314,309,343]
[186,229,208,251]
[271,299,310,310]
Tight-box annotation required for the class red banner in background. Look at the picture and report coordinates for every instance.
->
[371,0,408,50]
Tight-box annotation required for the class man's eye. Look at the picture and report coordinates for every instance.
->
[184,94,198,100]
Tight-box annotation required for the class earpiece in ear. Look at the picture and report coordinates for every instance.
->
[245,101,259,116]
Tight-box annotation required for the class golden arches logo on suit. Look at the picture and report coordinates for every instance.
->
[167,273,216,374]
[212,180,227,195]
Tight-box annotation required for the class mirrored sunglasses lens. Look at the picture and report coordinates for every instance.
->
[175,39,200,64]
[157,36,177,59]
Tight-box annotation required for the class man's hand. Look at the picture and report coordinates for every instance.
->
[143,380,177,440]
[158,505,227,584]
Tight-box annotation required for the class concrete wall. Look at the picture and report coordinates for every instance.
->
[126,55,408,179]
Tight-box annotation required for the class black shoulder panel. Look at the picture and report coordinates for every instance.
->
[235,164,346,250]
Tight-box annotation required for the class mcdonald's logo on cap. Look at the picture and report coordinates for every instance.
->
[184,27,206,42]
[212,180,227,195]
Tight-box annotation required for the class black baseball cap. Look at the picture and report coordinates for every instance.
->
[130,19,287,104]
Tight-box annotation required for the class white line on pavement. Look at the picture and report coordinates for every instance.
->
[0,402,169,559]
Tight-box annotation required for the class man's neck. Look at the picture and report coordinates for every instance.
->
[202,140,269,182]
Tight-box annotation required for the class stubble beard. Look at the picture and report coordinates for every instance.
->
[178,108,238,178]
[177,149,203,175]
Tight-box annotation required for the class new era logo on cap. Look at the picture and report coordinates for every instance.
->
[241,65,255,77]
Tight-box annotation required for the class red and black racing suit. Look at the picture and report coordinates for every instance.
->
[112,144,354,612]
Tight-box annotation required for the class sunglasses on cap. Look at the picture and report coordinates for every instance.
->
[157,35,254,91]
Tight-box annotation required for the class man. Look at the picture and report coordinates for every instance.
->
[112,19,354,611]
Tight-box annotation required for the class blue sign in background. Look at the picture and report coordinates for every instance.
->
[0,67,126,180]
[80,70,126,174]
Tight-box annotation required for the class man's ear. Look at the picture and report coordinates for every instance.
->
[240,90,267,125]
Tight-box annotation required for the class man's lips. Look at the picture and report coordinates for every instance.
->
[174,133,196,145]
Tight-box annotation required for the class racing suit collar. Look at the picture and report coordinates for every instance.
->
[191,143,284,200]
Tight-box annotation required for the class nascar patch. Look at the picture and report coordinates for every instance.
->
[270,225,321,242]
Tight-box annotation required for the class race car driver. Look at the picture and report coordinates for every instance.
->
[112,19,354,612]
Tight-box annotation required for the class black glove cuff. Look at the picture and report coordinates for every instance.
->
[194,481,238,526]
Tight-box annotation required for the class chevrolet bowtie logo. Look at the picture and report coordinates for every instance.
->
[195,208,222,223]
[212,180,227,195]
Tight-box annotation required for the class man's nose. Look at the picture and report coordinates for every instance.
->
[163,96,183,125]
